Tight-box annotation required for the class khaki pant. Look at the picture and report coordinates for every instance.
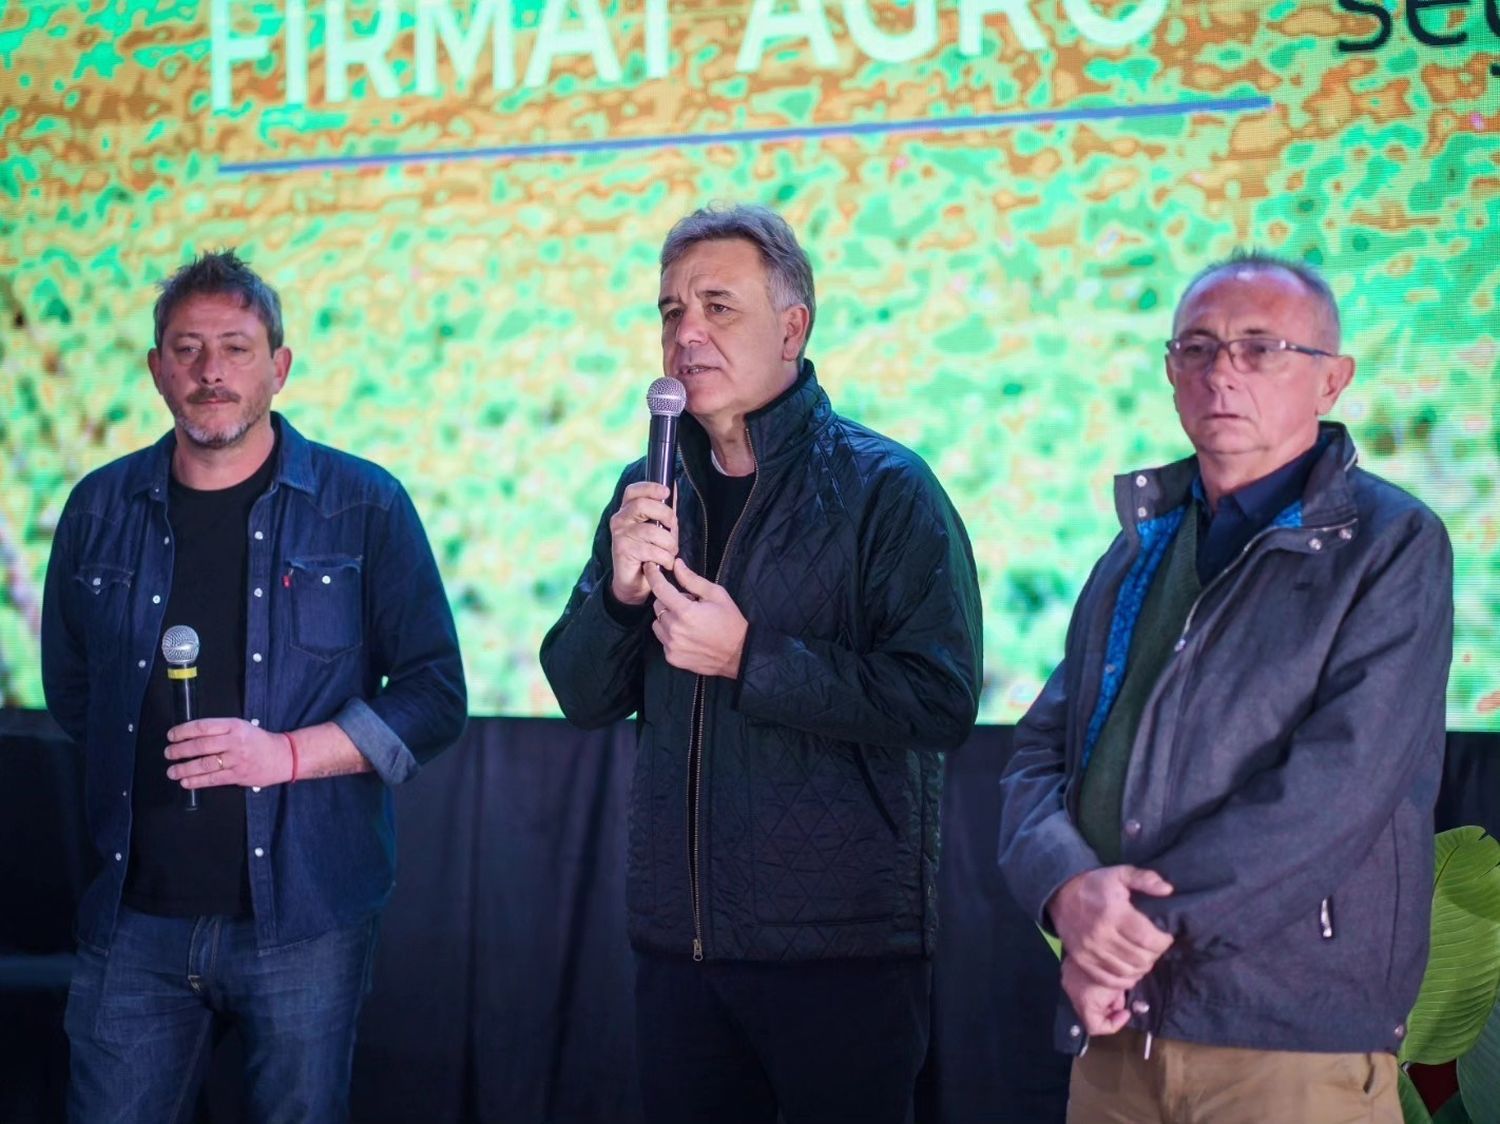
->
[1066,1029,1400,1124]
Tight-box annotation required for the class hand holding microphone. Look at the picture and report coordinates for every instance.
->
[608,378,685,606]
[165,717,295,791]
[161,623,296,795]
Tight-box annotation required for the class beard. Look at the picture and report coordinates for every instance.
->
[172,387,272,450]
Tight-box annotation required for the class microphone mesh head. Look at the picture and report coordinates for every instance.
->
[161,625,200,665]
[646,376,687,418]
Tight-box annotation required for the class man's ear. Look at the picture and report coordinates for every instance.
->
[1316,354,1355,415]
[780,305,811,362]
[272,346,293,394]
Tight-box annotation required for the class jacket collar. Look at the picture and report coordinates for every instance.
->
[125,412,317,500]
[1116,421,1360,535]
[678,358,831,479]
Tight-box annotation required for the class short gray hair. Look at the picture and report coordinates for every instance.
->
[1176,249,1342,350]
[660,203,816,357]
[154,248,285,352]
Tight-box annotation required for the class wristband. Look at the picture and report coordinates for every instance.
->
[284,730,301,784]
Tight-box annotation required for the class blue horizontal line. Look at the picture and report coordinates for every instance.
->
[218,94,1273,176]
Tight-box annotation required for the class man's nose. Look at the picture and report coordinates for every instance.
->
[674,307,708,347]
[197,348,228,382]
[1202,342,1241,386]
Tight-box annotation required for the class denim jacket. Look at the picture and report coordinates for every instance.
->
[41,414,466,950]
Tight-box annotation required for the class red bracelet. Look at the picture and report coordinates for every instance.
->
[284,731,301,784]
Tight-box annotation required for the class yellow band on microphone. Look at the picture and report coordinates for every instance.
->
[166,667,198,680]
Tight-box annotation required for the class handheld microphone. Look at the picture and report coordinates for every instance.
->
[161,625,201,812]
[646,376,686,489]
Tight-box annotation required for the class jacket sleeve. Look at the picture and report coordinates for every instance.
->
[996,554,1112,927]
[1134,507,1454,959]
[732,463,983,751]
[40,493,89,745]
[331,481,467,785]
[540,468,651,729]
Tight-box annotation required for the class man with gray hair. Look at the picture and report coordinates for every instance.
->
[41,249,465,1121]
[998,251,1452,1122]
[542,204,983,1121]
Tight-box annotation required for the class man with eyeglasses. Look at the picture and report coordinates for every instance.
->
[997,251,1452,1122]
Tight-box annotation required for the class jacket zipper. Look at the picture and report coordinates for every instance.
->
[687,677,706,961]
[1173,514,1356,649]
[680,426,760,963]
[1173,442,1360,644]
[1127,489,1356,1031]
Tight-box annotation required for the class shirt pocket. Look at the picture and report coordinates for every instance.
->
[71,562,134,650]
[287,554,363,662]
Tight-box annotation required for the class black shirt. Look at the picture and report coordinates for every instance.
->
[122,433,278,918]
[700,459,755,580]
[1195,437,1325,585]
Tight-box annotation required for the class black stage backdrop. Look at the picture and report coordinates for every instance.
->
[2,709,1496,1124]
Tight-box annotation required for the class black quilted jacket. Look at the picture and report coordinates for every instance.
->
[541,362,983,961]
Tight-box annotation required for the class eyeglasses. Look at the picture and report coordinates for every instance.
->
[1165,336,1337,376]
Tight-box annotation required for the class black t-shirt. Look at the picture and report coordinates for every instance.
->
[701,461,755,580]
[121,435,278,918]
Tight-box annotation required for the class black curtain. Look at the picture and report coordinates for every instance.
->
[3,708,1496,1124]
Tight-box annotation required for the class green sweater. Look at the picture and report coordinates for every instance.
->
[1078,513,1202,864]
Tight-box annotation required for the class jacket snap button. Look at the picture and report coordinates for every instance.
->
[1308,537,1323,551]
[1069,1024,1082,1038]
[1124,819,1142,837]
[1135,475,1147,487]
[1394,1023,1406,1039]
[1339,528,1352,540]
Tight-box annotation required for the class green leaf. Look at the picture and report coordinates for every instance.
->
[1458,994,1500,1124]
[1401,1067,1434,1124]
[1434,1091,1476,1123]
[1039,926,1062,960]
[1403,828,1500,1065]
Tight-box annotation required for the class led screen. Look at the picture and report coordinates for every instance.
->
[1,1,1496,723]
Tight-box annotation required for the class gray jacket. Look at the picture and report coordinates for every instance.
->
[998,423,1453,1054]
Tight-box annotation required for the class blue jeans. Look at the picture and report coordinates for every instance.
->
[65,906,378,1124]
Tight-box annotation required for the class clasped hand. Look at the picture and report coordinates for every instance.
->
[1049,865,1175,1036]
[646,560,747,679]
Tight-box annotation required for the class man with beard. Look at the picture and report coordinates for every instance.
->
[41,249,466,1122]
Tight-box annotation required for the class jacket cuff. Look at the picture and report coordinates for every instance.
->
[332,696,419,785]
[1005,822,1103,931]
[728,621,755,708]
[601,580,651,629]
